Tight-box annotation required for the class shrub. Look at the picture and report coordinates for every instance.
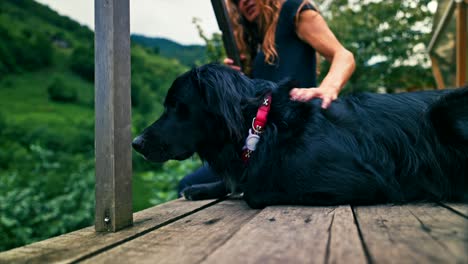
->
[47,77,78,103]
[0,150,95,251]
[0,112,6,133]
[70,46,94,82]
[31,33,53,67]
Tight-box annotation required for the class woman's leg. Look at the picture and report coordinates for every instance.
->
[177,164,221,197]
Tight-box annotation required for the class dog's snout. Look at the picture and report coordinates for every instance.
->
[132,136,145,153]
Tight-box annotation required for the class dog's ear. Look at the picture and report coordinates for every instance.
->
[272,78,299,105]
[270,78,313,131]
[193,64,255,140]
[278,78,299,92]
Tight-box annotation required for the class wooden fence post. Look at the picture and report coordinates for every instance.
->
[94,0,133,232]
[455,0,467,86]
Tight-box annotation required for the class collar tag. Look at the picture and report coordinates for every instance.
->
[245,129,260,151]
[241,93,272,164]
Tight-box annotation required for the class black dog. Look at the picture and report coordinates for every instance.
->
[132,63,468,209]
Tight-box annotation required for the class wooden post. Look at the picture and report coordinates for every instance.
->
[430,56,445,89]
[455,0,467,86]
[94,0,133,231]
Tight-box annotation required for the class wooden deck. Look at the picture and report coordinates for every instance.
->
[0,197,467,264]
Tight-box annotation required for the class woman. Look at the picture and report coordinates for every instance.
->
[178,0,355,197]
[226,0,354,107]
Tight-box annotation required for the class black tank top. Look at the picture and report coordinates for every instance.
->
[252,0,317,87]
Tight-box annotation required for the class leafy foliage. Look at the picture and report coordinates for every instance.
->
[319,0,436,92]
[193,17,226,64]
[0,145,94,251]
[0,26,53,75]
[138,159,202,205]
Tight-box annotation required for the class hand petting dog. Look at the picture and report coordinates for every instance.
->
[290,86,339,109]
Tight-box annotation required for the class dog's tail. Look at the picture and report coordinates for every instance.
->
[428,87,468,146]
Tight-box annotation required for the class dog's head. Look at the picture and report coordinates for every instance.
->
[132,63,269,163]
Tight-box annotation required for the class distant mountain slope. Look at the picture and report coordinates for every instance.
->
[131,34,206,67]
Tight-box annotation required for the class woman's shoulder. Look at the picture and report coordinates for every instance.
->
[282,0,316,14]
[281,0,317,24]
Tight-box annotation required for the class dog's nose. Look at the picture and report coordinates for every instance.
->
[132,136,145,153]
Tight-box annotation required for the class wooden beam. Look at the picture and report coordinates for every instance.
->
[428,0,455,53]
[94,0,133,231]
[456,0,467,86]
[430,56,446,89]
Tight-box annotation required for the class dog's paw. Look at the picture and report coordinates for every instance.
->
[180,185,209,200]
[180,182,229,200]
[180,188,193,200]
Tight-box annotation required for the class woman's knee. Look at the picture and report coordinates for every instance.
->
[177,165,220,196]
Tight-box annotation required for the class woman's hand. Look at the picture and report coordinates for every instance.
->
[223,58,241,71]
[290,86,339,109]
[223,54,246,72]
[290,9,355,109]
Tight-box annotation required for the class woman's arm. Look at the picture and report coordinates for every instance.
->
[290,9,355,108]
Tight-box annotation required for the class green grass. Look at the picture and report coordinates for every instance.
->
[0,69,93,121]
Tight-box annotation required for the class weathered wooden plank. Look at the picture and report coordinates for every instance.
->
[0,199,221,264]
[81,199,260,264]
[94,0,133,231]
[354,204,468,263]
[328,205,368,264]
[203,205,366,264]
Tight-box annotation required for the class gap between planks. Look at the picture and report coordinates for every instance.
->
[438,202,468,219]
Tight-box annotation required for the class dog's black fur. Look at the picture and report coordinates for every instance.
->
[133,64,468,209]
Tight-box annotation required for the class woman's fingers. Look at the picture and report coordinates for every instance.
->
[223,57,234,65]
[230,65,242,71]
[290,88,337,109]
[223,58,242,72]
[321,97,332,109]
[290,88,319,101]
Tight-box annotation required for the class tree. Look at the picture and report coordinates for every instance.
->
[318,0,436,93]
[193,17,225,64]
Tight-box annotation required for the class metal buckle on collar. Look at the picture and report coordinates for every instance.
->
[251,118,263,134]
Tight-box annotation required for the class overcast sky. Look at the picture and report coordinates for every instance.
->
[34,0,220,45]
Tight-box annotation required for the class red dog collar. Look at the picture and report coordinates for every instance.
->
[242,93,272,164]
